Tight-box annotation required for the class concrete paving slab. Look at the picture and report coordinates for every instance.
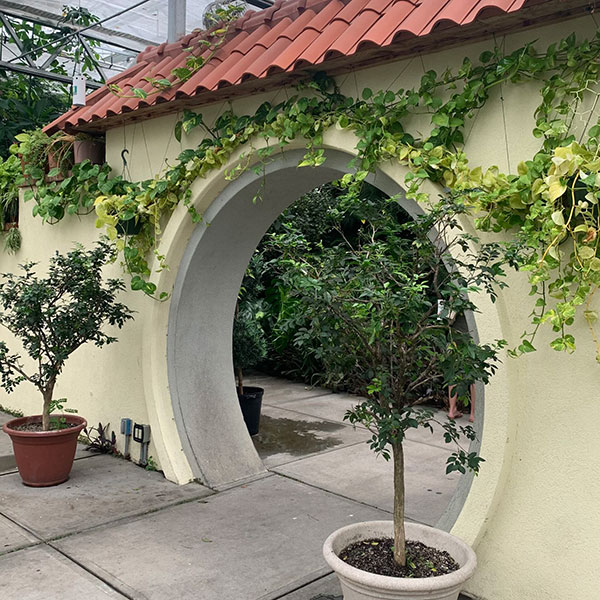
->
[266,393,362,426]
[0,413,15,458]
[0,454,212,539]
[259,386,465,454]
[0,514,38,555]
[54,474,389,600]
[272,439,459,526]
[247,375,334,406]
[262,382,333,405]
[0,545,127,599]
[280,574,342,600]
[254,406,370,469]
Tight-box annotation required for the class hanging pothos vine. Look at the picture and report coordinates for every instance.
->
[16,27,600,362]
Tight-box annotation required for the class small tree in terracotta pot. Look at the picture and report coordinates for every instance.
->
[275,194,508,592]
[0,241,133,485]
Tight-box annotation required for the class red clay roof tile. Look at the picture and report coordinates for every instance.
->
[45,0,564,133]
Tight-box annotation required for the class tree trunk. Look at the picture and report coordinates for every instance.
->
[41,386,53,431]
[236,367,244,396]
[392,441,406,567]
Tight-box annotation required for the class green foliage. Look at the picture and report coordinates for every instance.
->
[274,196,506,447]
[254,183,407,388]
[10,30,600,359]
[11,129,51,182]
[0,241,134,429]
[3,227,21,255]
[0,4,102,157]
[0,155,20,227]
[232,311,267,373]
[145,456,159,471]
[233,259,268,390]
[0,75,70,159]
[270,193,506,564]
[0,404,23,418]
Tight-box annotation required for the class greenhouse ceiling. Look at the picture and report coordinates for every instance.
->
[0,1,271,84]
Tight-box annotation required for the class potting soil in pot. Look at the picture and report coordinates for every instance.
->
[340,538,459,578]
[9,421,79,432]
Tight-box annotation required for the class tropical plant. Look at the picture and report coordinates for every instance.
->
[83,422,117,454]
[0,242,134,430]
[274,193,507,568]
[10,31,600,361]
[0,155,20,227]
[3,227,21,255]
[10,128,51,182]
[0,4,102,158]
[232,286,267,396]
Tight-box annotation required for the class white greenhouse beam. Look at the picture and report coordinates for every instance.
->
[168,0,186,43]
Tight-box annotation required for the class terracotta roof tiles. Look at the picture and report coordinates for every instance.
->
[45,0,579,133]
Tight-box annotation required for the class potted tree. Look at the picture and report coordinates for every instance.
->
[0,241,133,486]
[276,194,508,599]
[233,288,267,436]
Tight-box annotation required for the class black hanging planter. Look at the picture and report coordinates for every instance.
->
[237,386,264,436]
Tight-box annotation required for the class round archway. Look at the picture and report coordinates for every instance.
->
[141,131,512,547]
[164,146,483,529]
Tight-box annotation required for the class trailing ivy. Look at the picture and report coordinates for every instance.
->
[13,30,600,360]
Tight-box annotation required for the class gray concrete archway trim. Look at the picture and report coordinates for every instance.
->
[167,148,480,529]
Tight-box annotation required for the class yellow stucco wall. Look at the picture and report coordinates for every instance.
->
[1,13,599,600]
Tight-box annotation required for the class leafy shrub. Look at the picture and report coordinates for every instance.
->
[0,241,134,430]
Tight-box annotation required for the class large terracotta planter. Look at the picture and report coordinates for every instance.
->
[2,414,87,487]
[323,521,477,600]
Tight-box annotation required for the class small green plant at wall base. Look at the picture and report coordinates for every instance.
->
[84,423,118,454]
[0,404,23,418]
[0,242,134,430]
[145,456,158,471]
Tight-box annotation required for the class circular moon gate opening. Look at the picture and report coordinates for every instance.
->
[167,148,482,529]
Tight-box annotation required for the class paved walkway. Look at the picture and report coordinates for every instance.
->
[0,376,469,600]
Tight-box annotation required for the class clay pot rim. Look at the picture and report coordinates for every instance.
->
[2,414,87,438]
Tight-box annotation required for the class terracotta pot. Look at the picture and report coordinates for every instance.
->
[2,414,87,487]
[3,222,18,231]
[323,521,477,600]
[46,150,65,182]
[73,140,105,165]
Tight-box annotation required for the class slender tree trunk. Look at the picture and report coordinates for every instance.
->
[236,367,244,396]
[392,441,406,567]
[41,387,53,431]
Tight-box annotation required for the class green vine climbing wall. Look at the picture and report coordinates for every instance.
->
[14,30,600,361]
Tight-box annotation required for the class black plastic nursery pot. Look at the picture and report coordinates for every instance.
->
[237,386,264,436]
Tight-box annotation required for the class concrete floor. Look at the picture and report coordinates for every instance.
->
[0,376,472,600]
